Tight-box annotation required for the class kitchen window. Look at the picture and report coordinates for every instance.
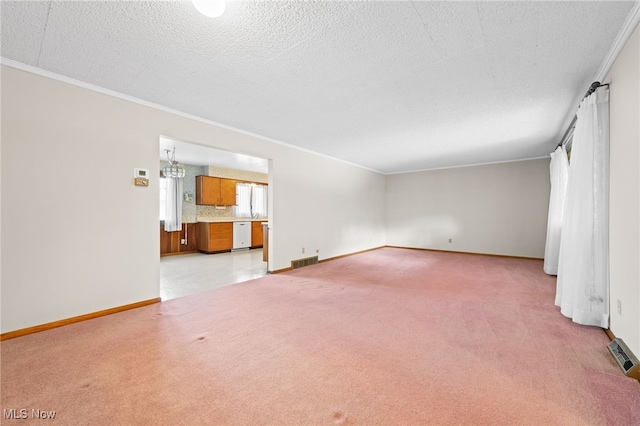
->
[234,183,252,218]
[234,183,268,218]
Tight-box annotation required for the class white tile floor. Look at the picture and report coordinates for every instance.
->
[160,249,267,300]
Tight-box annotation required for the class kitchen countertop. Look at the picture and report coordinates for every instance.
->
[196,217,268,223]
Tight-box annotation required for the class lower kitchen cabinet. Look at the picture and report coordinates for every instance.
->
[196,222,233,253]
[251,221,264,248]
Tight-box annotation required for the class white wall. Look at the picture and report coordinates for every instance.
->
[0,66,3,329]
[271,150,386,264]
[0,65,386,333]
[386,159,550,258]
[605,22,640,357]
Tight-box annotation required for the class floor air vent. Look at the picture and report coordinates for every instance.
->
[291,256,318,270]
[608,338,640,380]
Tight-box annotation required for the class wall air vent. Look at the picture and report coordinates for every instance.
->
[608,338,640,380]
[291,256,318,270]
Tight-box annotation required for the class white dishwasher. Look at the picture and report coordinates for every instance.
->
[232,221,251,251]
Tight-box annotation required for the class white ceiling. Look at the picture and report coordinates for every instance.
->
[1,1,636,173]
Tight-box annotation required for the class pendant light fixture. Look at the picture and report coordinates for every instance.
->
[192,0,226,18]
[162,148,186,178]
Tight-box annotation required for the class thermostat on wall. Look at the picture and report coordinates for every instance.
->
[134,168,150,187]
[134,168,149,178]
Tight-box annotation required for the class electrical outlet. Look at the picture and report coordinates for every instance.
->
[448,238,453,243]
[617,299,622,315]
[302,247,305,254]
[316,249,319,254]
[181,239,186,245]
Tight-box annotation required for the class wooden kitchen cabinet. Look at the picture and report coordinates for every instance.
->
[251,221,264,248]
[196,222,233,253]
[196,176,237,205]
[262,223,268,262]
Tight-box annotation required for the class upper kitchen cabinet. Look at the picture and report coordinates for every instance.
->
[196,176,237,206]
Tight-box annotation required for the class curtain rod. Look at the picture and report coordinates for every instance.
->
[555,81,610,150]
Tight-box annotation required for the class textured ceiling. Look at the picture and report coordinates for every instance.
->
[1,1,636,173]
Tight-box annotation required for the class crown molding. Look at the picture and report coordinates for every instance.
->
[594,0,640,82]
[385,156,551,176]
[0,57,383,175]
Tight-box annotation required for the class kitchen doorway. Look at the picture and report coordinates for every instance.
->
[159,136,269,300]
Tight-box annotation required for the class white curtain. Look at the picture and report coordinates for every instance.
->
[164,177,183,232]
[251,185,268,218]
[235,183,252,218]
[543,145,569,275]
[555,87,610,328]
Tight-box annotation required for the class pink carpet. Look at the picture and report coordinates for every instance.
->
[2,247,639,425]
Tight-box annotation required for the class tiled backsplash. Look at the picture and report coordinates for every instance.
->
[197,205,234,219]
[184,164,207,223]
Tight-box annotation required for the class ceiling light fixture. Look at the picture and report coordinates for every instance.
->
[162,148,186,178]
[192,0,226,18]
